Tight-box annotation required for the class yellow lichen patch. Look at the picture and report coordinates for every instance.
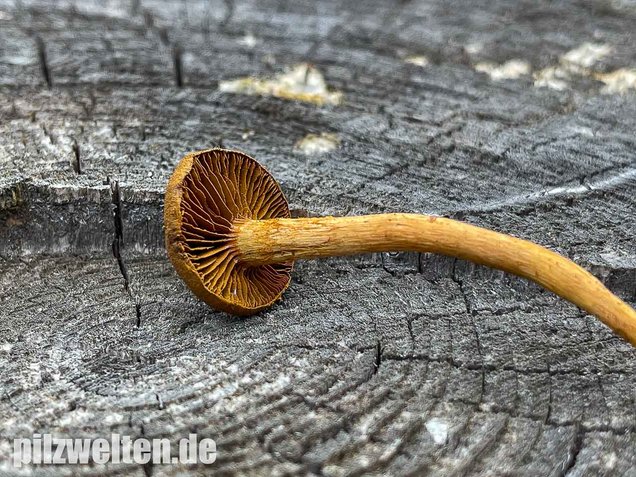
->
[534,42,613,90]
[405,55,429,67]
[294,133,340,155]
[473,42,622,92]
[533,66,570,90]
[595,68,636,94]
[219,64,343,106]
[561,42,612,70]
[474,60,531,81]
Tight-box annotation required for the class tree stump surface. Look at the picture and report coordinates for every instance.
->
[1,0,635,475]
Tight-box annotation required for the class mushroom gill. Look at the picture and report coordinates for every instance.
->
[164,148,292,315]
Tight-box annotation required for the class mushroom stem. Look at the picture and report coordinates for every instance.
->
[235,213,636,346]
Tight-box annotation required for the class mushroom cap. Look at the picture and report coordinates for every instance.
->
[164,148,292,316]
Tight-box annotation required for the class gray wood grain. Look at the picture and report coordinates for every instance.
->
[0,0,635,475]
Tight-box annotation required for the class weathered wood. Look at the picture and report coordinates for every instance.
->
[0,0,635,475]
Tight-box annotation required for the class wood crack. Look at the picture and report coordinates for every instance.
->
[71,138,81,175]
[109,179,142,327]
[561,424,584,477]
[173,45,184,88]
[35,36,52,88]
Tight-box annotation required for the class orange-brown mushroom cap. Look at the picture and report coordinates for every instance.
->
[164,148,292,316]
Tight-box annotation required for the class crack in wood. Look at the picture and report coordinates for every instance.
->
[35,36,51,88]
[373,339,383,375]
[110,180,129,292]
[71,138,81,174]
[108,180,144,327]
[561,424,584,476]
[173,45,183,88]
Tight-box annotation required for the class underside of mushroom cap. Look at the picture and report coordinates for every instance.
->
[164,148,292,316]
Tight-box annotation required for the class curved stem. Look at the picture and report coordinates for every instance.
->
[235,213,636,346]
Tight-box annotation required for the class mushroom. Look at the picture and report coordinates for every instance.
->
[164,148,636,346]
